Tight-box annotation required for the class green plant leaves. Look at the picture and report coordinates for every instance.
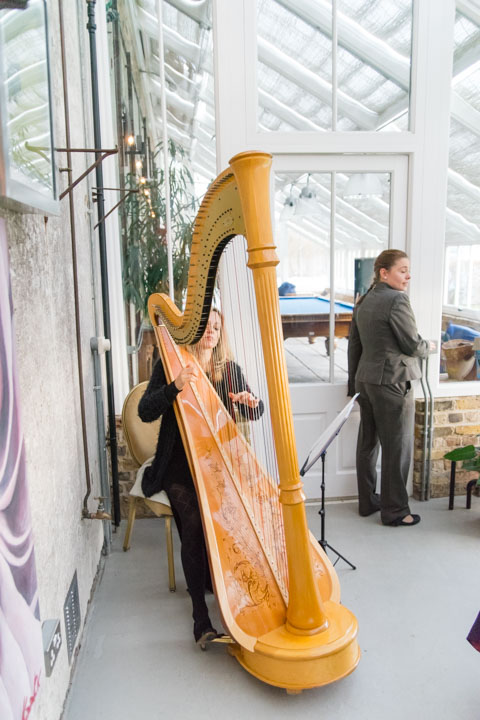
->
[443,445,478,462]
[460,456,480,472]
[122,139,200,318]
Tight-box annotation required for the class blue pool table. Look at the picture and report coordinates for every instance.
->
[279,295,354,344]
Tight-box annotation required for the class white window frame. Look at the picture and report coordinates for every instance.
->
[213,0,467,396]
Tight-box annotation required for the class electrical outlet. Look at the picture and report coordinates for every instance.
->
[42,619,62,677]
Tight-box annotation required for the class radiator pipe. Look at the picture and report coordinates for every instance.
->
[86,0,121,526]
[58,0,92,517]
[59,0,112,546]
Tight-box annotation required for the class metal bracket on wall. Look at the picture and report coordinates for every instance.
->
[55,147,118,200]
[25,144,119,201]
[91,187,139,229]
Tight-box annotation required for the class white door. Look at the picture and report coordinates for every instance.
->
[272,155,409,500]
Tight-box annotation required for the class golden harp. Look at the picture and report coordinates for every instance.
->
[148,151,359,692]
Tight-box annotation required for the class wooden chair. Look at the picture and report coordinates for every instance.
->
[122,382,175,591]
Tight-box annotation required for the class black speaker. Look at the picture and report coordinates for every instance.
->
[354,257,374,302]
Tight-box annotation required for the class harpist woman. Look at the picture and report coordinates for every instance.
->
[138,309,264,647]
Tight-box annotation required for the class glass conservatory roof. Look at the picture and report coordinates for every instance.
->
[130,0,480,248]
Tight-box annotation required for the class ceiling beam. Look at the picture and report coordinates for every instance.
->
[164,0,211,26]
[274,0,411,88]
[122,0,159,146]
[259,88,324,131]
[456,0,480,28]
[136,4,201,65]
[258,37,378,130]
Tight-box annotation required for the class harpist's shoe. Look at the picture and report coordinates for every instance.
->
[195,626,218,650]
[384,514,421,527]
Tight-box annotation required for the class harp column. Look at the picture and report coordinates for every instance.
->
[230,150,328,635]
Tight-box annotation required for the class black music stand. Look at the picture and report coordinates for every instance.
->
[300,394,359,570]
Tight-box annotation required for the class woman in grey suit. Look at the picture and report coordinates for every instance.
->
[348,249,431,526]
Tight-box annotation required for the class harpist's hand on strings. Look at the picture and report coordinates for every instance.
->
[174,364,198,391]
[229,390,259,409]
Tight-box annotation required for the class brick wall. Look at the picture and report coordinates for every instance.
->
[116,416,156,519]
[414,396,480,499]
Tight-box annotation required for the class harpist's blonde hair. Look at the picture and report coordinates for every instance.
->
[188,308,233,382]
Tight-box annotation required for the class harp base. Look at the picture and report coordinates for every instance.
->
[229,601,360,692]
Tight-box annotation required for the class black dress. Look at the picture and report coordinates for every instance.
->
[138,357,264,640]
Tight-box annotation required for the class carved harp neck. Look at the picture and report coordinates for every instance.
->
[148,157,248,344]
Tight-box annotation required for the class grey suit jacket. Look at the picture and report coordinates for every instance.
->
[347,282,429,395]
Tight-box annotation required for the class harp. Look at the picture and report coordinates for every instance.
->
[148,151,359,692]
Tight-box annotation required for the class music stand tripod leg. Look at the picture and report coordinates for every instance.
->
[317,453,356,570]
[319,539,356,570]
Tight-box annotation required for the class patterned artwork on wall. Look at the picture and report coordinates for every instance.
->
[0,217,43,719]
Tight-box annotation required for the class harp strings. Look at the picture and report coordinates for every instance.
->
[217,236,289,588]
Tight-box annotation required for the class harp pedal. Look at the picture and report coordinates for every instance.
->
[197,631,234,651]
[211,633,234,645]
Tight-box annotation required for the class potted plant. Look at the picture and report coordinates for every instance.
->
[122,139,200,379]
[123,138,198,315]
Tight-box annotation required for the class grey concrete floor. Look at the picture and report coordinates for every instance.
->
[62,498,480,720]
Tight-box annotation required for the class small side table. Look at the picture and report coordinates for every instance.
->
[448,460,478,510]
[466,479,478,509]
[448,460,456,510]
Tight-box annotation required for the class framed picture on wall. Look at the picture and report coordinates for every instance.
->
[0,0,58,214]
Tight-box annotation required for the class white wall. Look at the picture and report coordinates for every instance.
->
[1,2,117,718]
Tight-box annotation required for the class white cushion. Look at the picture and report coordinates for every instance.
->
[129,456,171,507]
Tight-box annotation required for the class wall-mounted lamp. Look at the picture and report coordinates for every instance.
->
[125,134,145,156]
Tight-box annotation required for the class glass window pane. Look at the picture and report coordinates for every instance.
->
[0,0,55,196]
[440,6,480,384]
[337,0,413,131]
[257,0,332,132]
[337,172,390,382]
[275,171,390,384]
[257,0,412,133]
[275,171,332,383]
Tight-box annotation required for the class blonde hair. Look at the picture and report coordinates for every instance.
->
[188,308,233,382]
[357,249,408,305]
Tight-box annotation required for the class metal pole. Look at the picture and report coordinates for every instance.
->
[156,0,174,300]
[332,0,337,131]
[329,172,336,381]
[58,0,94,518]
[425,354,434,500]
[419,358,429,501]
[86,0,121,526]
[448,460,456,510]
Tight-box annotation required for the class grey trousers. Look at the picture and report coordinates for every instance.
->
[355,380,414,524]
